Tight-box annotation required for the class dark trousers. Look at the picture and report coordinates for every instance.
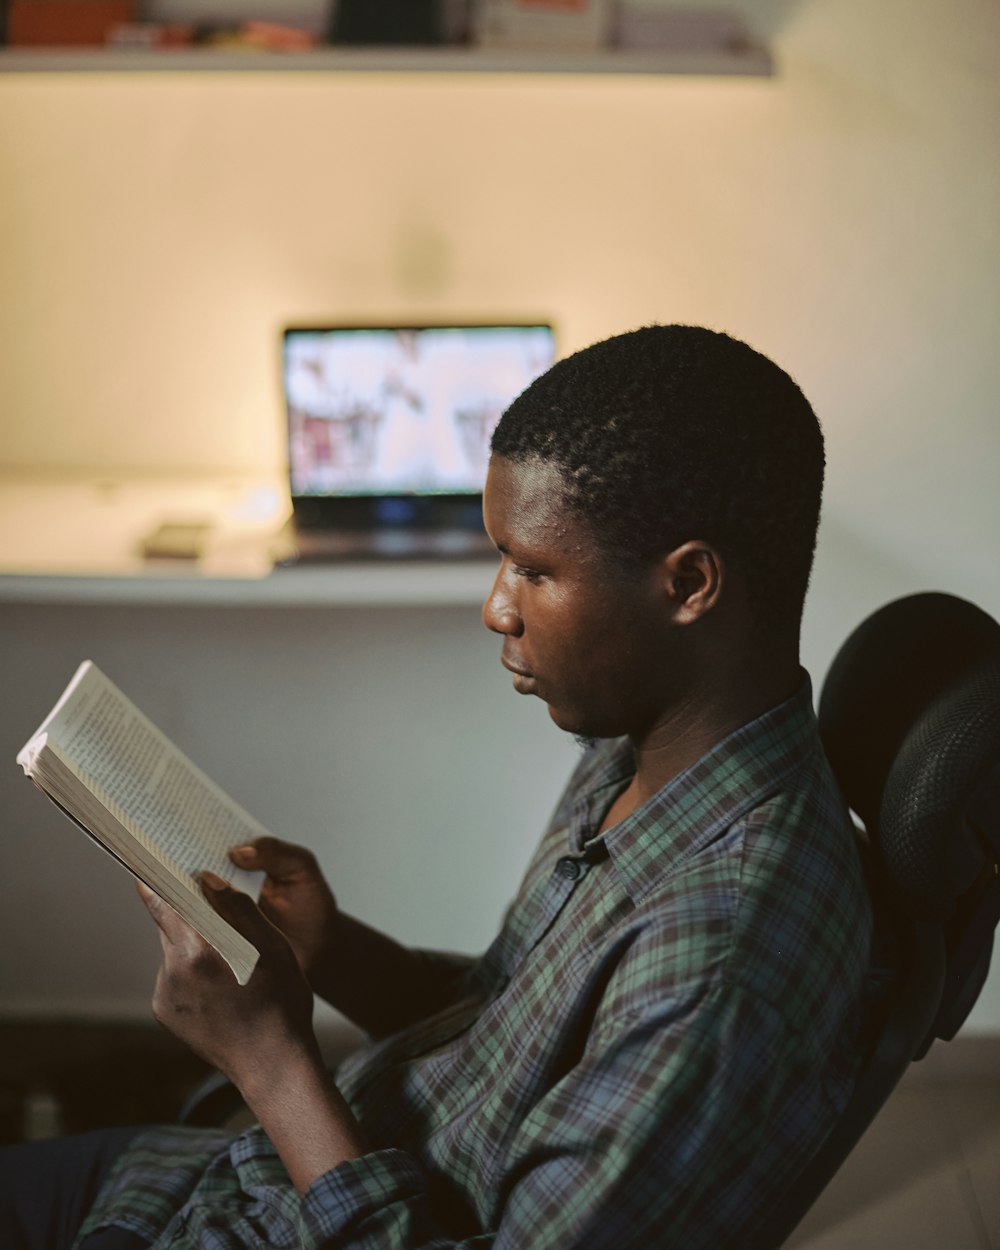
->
[0,1127,151,1250]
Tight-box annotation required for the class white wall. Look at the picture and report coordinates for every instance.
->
[1,0,998,1030]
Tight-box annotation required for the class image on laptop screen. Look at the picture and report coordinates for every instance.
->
[283,325,556,499]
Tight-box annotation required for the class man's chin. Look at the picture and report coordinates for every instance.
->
[547,699,631,744]
[547,703,605,744]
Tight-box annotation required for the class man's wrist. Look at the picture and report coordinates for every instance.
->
[231,1030,325,1110]
[236,1036,368,1194]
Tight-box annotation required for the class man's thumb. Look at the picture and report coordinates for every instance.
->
[198,873,271,942]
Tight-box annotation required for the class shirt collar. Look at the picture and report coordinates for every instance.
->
[566,677,821,902]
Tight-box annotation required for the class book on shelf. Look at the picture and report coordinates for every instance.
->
[16,660,269,985]
[474,0,613,52]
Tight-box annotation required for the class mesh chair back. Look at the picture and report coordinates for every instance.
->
[754,593,1000,1247]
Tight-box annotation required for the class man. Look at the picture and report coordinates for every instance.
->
[6,325,873,1249]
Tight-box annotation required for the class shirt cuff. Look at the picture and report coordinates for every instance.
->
[299,1147,431,1247]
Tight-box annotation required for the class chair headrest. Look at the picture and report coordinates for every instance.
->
[819,592,1000,834]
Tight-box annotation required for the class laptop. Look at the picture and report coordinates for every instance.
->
[272,323,556,564]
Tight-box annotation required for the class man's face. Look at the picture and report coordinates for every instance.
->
[482,454,669,740]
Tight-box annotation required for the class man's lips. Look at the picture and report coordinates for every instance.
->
[501,655,538,693]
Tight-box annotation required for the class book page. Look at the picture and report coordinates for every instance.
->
[25,662,266,896]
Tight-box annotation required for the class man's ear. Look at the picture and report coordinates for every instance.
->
[660,541,724,625]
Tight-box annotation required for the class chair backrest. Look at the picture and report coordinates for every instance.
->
[819,592,1000,1053]
[751,592,1000,1248]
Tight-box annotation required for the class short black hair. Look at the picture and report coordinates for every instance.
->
[490,324,825,630]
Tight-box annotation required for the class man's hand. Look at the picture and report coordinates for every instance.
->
[137,875,367,1193]
[228,837,340,988]
[227,836,468,1039]
[137,874,318,1090]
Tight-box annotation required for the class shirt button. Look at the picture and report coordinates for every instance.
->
[556,857,582,880]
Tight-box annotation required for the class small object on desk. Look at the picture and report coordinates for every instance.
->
[140,520,212,561]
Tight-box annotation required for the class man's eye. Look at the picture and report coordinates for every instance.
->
[513,565,543,583]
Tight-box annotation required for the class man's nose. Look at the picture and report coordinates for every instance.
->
[482,565,523,637]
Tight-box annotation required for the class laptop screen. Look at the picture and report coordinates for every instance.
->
[282,324,556,502]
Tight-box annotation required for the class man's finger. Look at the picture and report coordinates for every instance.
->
[199,873,276,947]
[228,836,319,881]
[136,880,178,935]
[135,880,201,953]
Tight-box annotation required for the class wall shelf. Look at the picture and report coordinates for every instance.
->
[0,44,773,77]
[0,564,496,608]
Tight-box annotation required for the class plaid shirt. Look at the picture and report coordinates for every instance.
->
[77,680,872,1250]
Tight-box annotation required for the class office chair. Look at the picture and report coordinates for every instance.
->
[751,591,1000,1247]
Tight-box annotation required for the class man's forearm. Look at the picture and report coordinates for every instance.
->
[310,909,475,1038]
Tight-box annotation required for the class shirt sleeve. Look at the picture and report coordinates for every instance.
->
[298,980,846,1250]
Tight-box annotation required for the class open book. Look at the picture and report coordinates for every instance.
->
[16,660,270,985]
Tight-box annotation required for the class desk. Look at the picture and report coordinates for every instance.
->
[0,474,496,607]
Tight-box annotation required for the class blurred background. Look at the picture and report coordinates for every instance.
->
[0,0,997,1158]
